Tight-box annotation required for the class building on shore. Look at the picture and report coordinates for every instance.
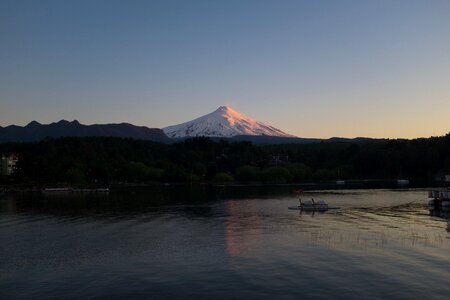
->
[1,153,18,176]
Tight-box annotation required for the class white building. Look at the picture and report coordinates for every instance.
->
[1,153,18,176]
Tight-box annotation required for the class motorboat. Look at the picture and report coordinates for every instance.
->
[288,199,339,211]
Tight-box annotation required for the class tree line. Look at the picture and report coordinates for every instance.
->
[1,134,449,185]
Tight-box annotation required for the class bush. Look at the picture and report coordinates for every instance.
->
[235,165,260,182]
[260,167,293,184]
[313,168,335,181]
[286,163,312,181]
[147,167,164,181]
[65,168,86,184]
[213,172,235,184]
[124,161,150,181]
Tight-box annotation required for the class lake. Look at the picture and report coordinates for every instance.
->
[1,187,449,299]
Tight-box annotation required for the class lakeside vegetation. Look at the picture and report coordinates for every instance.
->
[1,134,449,186]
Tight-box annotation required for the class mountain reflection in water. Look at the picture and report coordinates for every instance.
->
[1,187,450,299]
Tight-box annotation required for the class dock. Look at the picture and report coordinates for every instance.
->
[428,189,450,210]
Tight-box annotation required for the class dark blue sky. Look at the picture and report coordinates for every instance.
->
[1,0,449,138]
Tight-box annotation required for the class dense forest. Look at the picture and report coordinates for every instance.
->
[1,134,450,185]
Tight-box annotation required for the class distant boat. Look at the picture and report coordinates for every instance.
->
[43,187,72,193]
[396,167,409,187]
[336,169,345,185]
[397,179,409,187]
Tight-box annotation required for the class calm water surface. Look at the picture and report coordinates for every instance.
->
[1,187,449,299]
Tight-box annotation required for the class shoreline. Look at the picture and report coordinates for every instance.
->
[0,179,440,194]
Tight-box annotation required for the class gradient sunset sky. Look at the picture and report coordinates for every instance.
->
[1,0,449,138]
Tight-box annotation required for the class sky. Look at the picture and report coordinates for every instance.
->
[1,0,449,139]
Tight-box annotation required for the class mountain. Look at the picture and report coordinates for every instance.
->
[0,120,167,143]
[163,106,295,138]
[0,109,382,145]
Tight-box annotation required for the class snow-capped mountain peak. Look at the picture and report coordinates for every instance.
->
[163,106,295,138]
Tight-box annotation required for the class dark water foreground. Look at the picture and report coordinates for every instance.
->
[1,187,449,299]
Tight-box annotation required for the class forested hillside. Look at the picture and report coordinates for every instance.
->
[1,134,449,185]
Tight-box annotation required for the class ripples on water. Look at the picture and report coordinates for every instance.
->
[1,188,449,299]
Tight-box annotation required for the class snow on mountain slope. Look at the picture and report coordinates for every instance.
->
[163,106,296,138]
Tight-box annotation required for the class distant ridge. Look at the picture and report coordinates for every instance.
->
[170,135,383,145]
[163,106,295,138]
[0,120,167,143]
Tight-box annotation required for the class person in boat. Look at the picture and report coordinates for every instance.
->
[299,198,303,206]
[311,198,315,205]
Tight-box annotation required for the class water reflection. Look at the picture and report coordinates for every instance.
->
[224,200,262,257]
[295,210,327,217]
[429,208,450,219]
[429,208,450,233]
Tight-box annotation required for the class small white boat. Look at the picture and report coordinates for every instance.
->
[43,187,73,193]
[397,179,409,187]
[288,199,339,211]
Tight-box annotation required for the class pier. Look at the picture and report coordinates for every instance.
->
[428,189,450,210]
